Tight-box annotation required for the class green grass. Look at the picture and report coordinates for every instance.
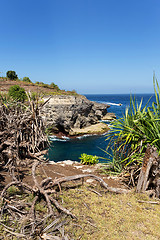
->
[7,186,21,196]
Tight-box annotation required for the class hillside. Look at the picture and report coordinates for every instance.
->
[0,77,79,96]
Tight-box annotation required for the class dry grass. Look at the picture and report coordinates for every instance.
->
[0,183,160,239]
[60,184,160,240]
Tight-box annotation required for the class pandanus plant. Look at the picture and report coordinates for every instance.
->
[105,74,160,171]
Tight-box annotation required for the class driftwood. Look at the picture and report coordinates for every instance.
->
[136,145,160,197]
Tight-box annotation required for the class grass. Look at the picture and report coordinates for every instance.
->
[7,186,21,196]
[35,201,47,213]
[60,184,160,240]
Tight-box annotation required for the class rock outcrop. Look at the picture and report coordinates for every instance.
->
[69,122,109,136]
[102,112,116,121]
[40,95,111,136]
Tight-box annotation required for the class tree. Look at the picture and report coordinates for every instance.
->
[6,70,18,80]
[50,82,60,90]
[22,77,32,83]
[8,85,27,102]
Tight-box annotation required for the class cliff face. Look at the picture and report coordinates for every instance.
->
[40,95,110,135]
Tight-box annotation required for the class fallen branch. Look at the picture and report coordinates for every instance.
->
[52,174,129,194]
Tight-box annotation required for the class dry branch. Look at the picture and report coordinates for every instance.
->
[51,174,129,194]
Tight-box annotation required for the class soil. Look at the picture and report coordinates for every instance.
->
[0,160,125,192]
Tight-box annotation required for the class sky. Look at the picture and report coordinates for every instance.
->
[0,0,160,94]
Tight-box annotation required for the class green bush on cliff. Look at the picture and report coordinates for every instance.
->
[50,82,60,90]
[79,153,99,165]
[22,77,32,83]
[8,85,27,102]
[6,70,18,80]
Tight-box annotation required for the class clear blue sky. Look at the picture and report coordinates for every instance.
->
[0,0,160,94]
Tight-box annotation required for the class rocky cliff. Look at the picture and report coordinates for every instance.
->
[40,95,111,136]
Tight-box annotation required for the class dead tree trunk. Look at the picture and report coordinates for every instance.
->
[136,144,160,197]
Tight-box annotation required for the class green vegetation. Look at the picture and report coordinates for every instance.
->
[35,201,47,213]
[35,81,60,90]
[79,153,99,165]
[8,85,27,102]
[6,70,18,80]
[22,76,32,83]
[0,92,10,103]
[50,82,60,90]
[105,75,160,172]
[7,186,21,196]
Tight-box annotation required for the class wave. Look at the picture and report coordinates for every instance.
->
[76,134,97,139]
[102,101,122,106]
[61,136,70,140]
[49,132,107,142]
[49,136,70,142]
[99,119,111,123]
[107,102,122,106]
[93,100,122,106]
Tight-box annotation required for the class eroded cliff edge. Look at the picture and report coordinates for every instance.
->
[40,95,115,136]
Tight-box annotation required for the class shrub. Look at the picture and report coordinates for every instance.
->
[22,77,32,83]
[35,81,49,88]
[50,82,60,90]
[6,70,18,80]
[79,153,99,165]
[8,85,27,102]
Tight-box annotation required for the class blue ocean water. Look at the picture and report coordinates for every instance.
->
[47,93,155,162]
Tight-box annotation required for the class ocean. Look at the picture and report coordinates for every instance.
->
[47,93,155,162]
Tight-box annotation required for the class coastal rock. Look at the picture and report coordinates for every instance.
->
[40,95,110,135]
[102,112,116,121]
[69,122,109,136]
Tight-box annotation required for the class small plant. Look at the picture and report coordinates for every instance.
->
[7,186,21,196]
[0,92,10,103]
[79,153,99,165]
[8,85,27,102]
[35,202,47,213]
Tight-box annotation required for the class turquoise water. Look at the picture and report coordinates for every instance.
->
[47,93,155,162]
